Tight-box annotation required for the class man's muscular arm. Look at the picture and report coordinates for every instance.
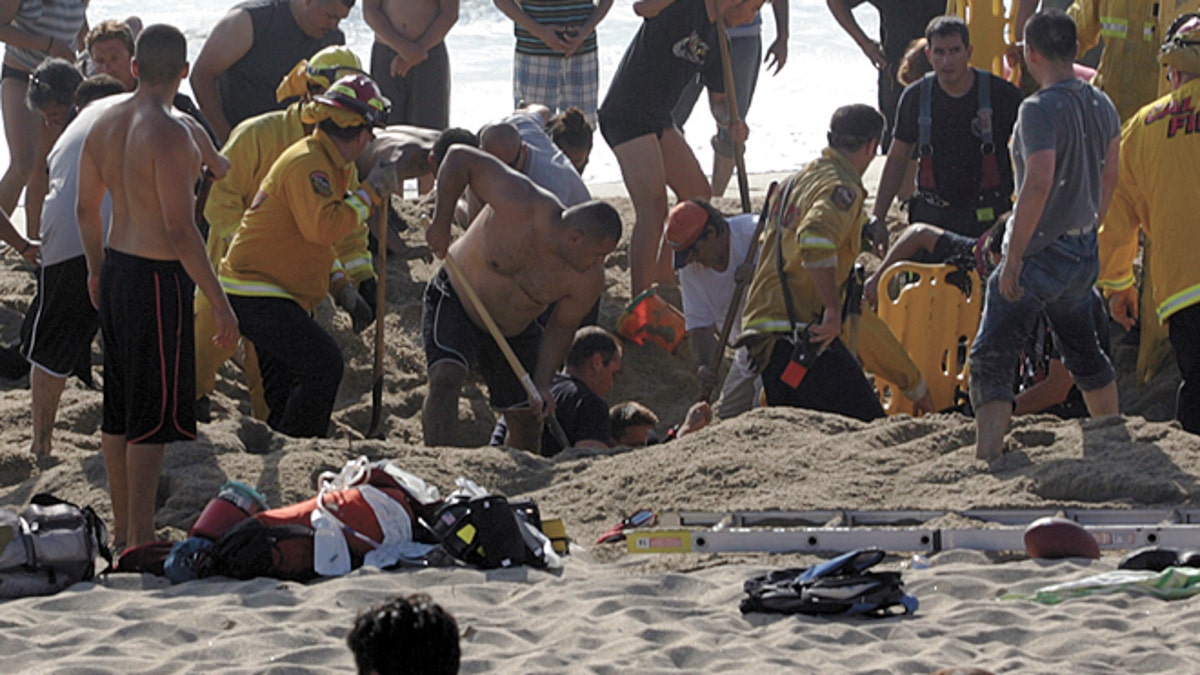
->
[77,132,108,309]
[537,270,604,392]
[157,123,238,350]
[415,0,459,52]
[427,145,541,256]
[190,8,254,144]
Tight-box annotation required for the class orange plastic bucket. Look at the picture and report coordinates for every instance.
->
[616,288,686,353]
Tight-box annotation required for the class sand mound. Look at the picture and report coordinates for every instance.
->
[0,193,1193,672]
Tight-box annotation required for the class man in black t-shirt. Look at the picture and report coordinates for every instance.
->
[869,15,1023,246]
[490,326,621,456]
[827,0,944,149]
[598,0,765,298]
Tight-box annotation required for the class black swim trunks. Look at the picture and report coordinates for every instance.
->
[422,267,542,410]
[22,255,97,377]
[99,249,197,444]
[597,110,668,150]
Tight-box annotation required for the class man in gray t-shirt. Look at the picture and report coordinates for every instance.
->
[968,10,1121,462]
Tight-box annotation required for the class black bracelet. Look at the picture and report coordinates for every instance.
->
[18,240,30,254]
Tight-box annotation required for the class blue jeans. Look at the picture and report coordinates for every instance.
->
[969,232,1115,408]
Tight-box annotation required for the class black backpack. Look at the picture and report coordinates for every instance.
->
[0,493,111,599]
[427,495,549,570]
[740,548,918,618]
[209,518,318,582]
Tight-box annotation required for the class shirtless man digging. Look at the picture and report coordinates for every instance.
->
[77,24,238,549]
[422,145,620,451]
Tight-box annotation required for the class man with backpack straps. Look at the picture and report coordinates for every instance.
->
[869,15,1023,251]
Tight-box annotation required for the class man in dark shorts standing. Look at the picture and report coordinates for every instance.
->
[364,0,457,193]
[21,84,126,460]
[597,0,764,297]
[77,25,239,549]
[191,0,352,143]
[422,145,621,451]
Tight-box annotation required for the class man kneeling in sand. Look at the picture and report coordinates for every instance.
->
[422,145,621,451]
[77,24,238,549]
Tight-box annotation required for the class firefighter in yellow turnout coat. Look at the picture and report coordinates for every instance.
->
[195,47,369,421]
[741,105,931,420]
[1099,13,1200,434]
[1069,0,1163,120]
[219,75,400,437]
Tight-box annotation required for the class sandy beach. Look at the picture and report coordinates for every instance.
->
[0,171,1195,673]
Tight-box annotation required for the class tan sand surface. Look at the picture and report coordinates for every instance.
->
[0,178,1194,673]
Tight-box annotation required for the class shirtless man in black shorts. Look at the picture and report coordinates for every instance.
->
[77,25,238,549]
[422,145,620,451]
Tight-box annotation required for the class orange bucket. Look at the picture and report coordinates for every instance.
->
[616,288,686,353]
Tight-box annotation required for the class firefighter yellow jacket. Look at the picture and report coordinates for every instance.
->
[219,130,379,312]
[1069,0,1163,120]
[741,148,925,399]
[204,103,375,288]
[1099,78,1200,323]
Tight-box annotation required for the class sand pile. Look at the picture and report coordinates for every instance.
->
[0,192,1195,673]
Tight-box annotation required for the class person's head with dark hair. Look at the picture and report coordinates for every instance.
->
[547,107,593,173]
[26,58,83,127]
[897,38,932,86]
[431,127,479,170]
[74,74,127,110]
[86,20,137,90]
[347,594,460,675]
[133,24,188,86]
[924,15,973,91]
[609,401,659,447]
[1024,10,1077,63]
[558,200,622,272]
[294,0,354,41]
[665,199,731,271]
[827,104,885,154]
[925,15,970,48]
[566,326,621,369]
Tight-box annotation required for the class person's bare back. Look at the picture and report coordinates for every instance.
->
[74,23,237,549]
[88,100,200,260]
[354,125,441,182]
